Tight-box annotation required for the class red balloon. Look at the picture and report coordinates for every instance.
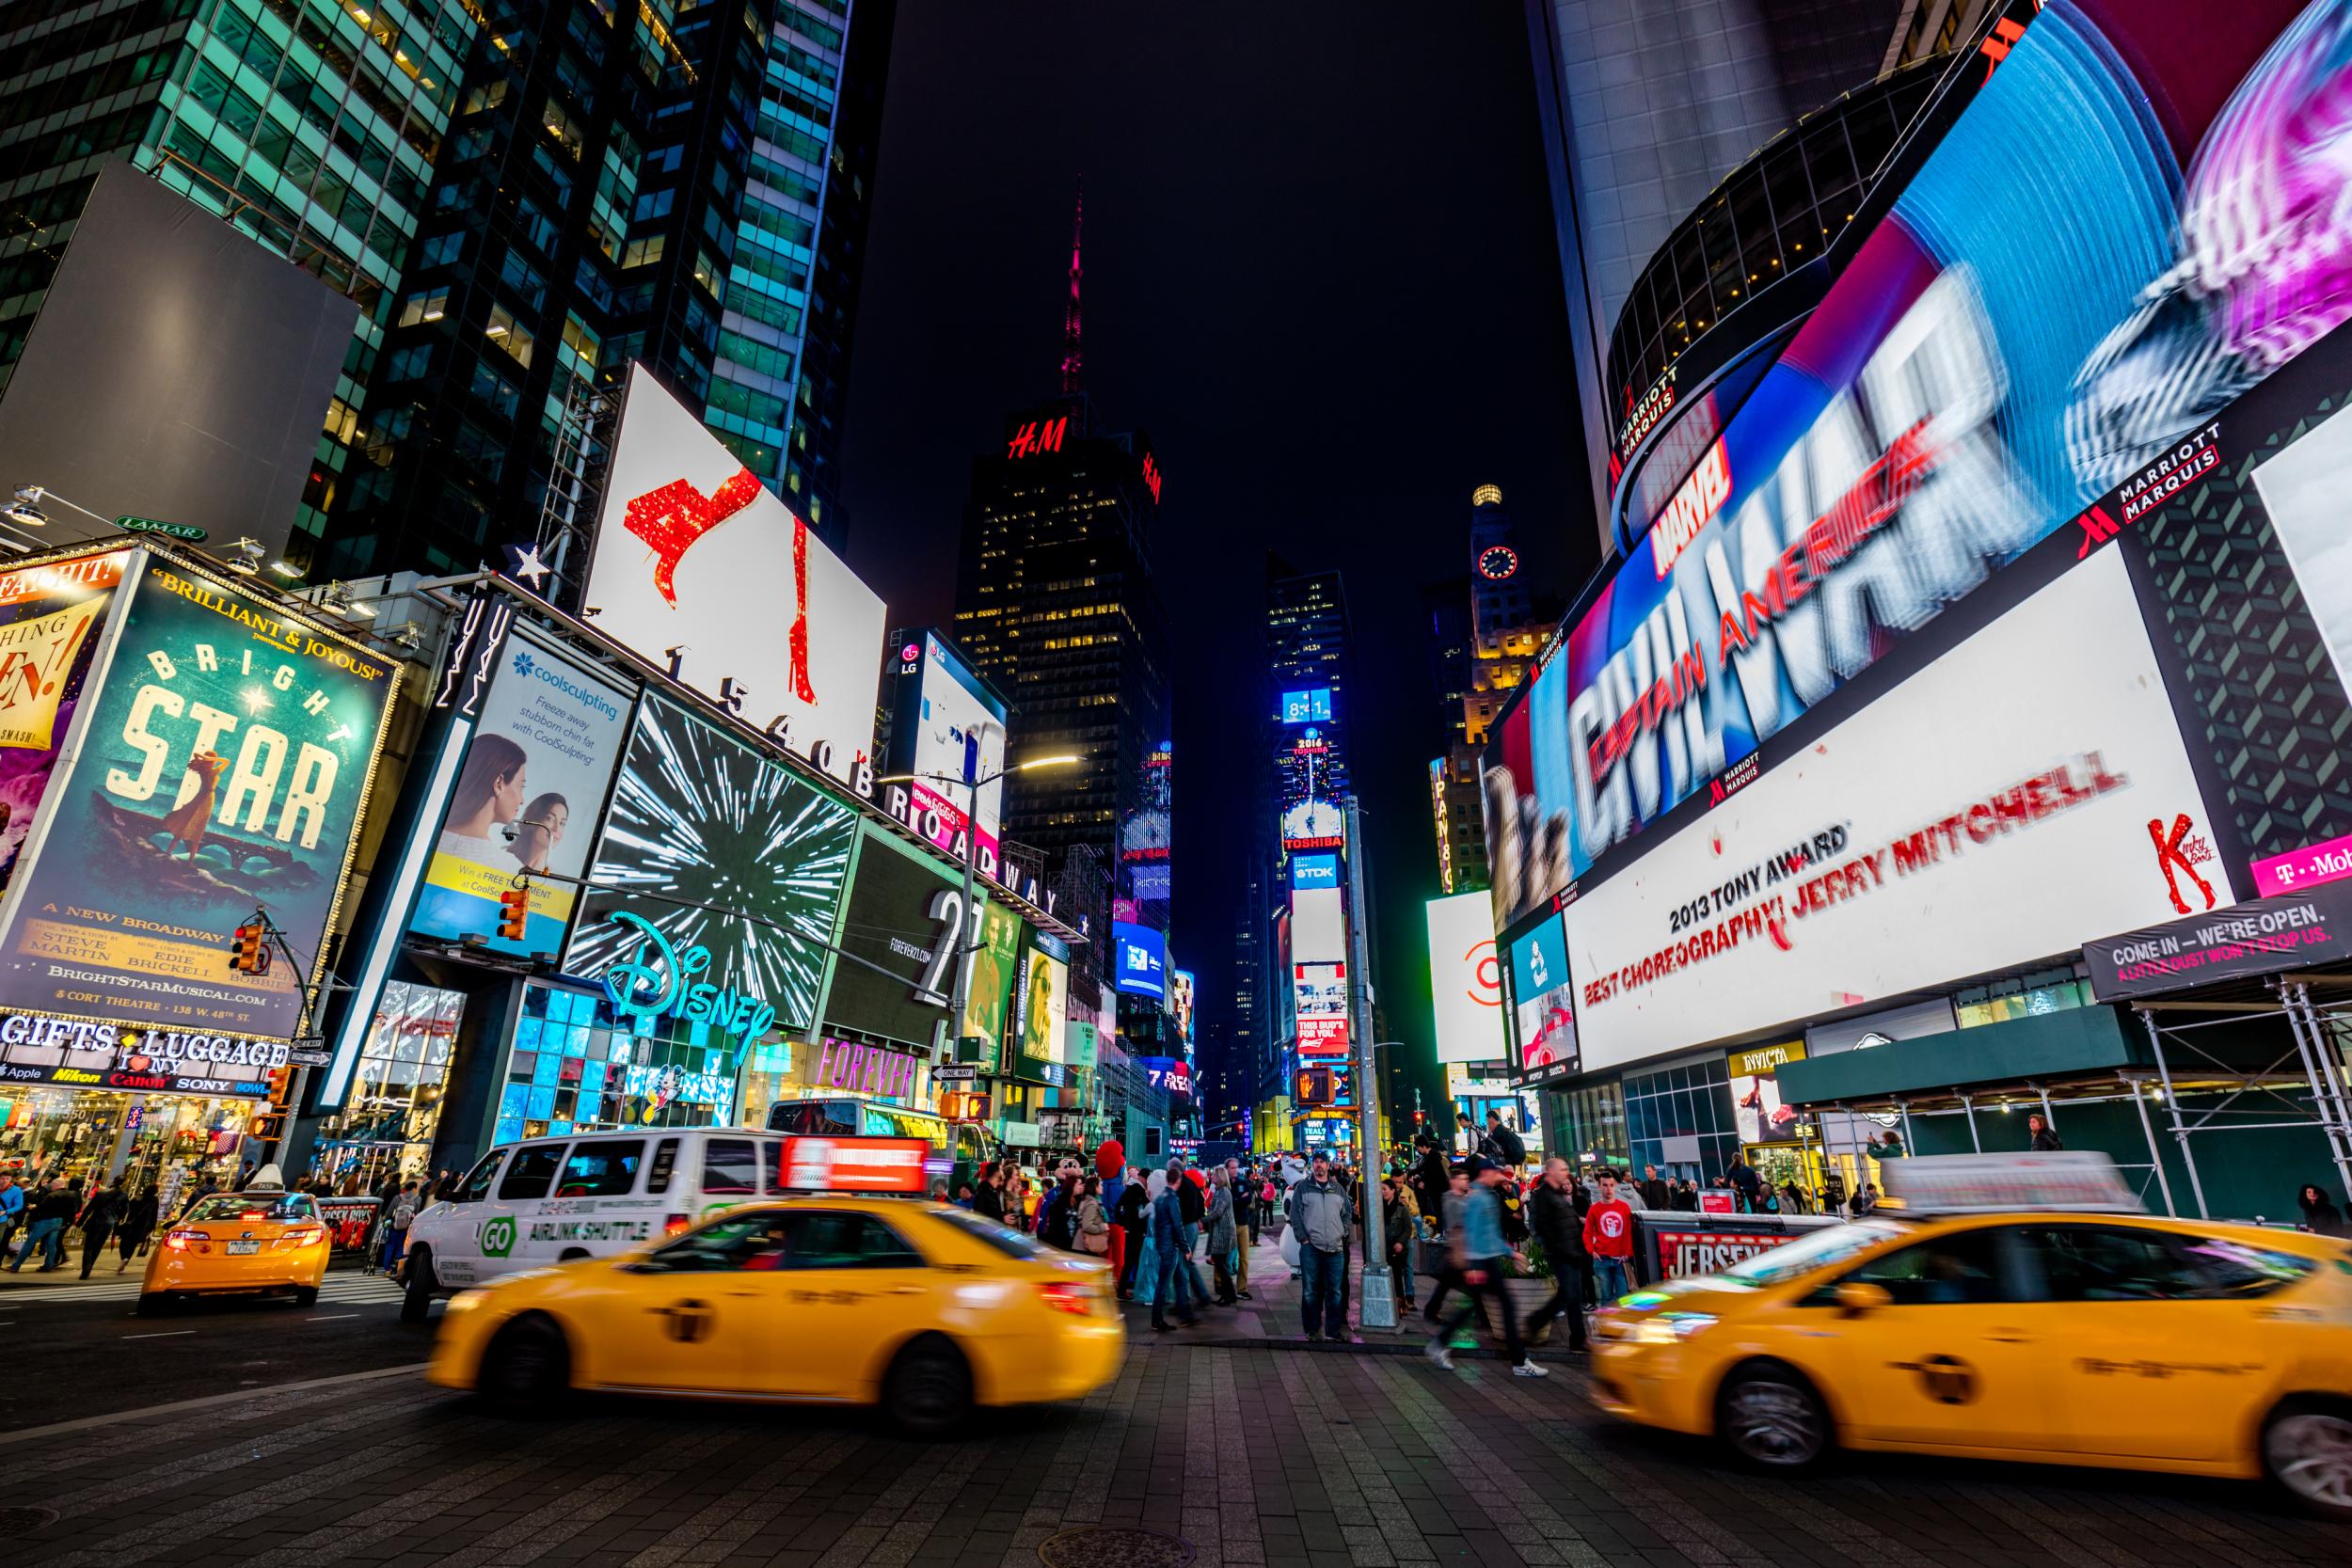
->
[1094,1139,1124,1178]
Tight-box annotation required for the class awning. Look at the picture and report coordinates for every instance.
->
[1776,1006,2143,1107]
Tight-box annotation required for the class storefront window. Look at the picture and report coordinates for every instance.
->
[1549,1079,1628,1168]
[1622,1056,1738,1181]
[734,1037,801,1125]
[310,980,462,1191]
[496,982,741,1143]
[0,1087,255,1199]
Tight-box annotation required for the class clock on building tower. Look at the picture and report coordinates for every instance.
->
[1476,545,1518,581]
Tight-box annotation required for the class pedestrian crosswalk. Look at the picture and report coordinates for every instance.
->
[0,1270,406,1307]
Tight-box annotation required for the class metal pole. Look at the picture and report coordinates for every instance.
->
[2035,1082,2055,1130]
[2139,1008,2210,1220]
[2281,985,2352,1205]
[1896,1098,1915,1155]
[1961,1093,1980,1153]
[2124,1073,2179,1216]
[942,741,983,1068]
[1343,799,1393,1329]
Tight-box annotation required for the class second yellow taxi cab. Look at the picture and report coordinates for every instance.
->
[427,1196,1122,1433]
[138,1186,333,1314]
[1589,1154,2352,1518]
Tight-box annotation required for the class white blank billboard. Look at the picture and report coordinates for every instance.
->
[584,365,884,783]
[1426,892,1504,1064]
[1293,884,1345,963]
[1564,549,2227,1071]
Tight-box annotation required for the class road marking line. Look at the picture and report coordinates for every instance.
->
[0,1361,431,1448]
[306,1313,358,1322]
[120,1330,194,1339]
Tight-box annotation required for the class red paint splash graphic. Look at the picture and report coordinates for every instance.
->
[788,516,815,705]
[623,467,764,606]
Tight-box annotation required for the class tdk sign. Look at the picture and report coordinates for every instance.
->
[1291,854,1341,891]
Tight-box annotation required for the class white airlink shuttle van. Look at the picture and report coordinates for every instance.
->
[399,1127,792,1320]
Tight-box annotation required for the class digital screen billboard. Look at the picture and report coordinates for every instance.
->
[1561,548,2226,1071]
[410,629,634,955]
[1292,884,1345,964]
[1112,920,1168,999]
[584,365,885,784]
[566,695,856,1036]
[824,827,962,1052]
[1281,798,1343,850]
[1504,911,1576,1085]
[1425,892,1504,1065]
[1486,0,2334,932]
[961,896,1022,1070]
[1290,853,1339,890]
[1168,967,1195,1045]
[1010,933,1070,1080]
[1280,688,1332,723]
[882,629,1007,864]
[0,556,397,1037]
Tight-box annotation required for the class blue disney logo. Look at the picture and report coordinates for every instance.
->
[600,910,775,1042]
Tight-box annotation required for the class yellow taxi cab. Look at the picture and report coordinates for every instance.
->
[1589,1153,2352,1517]
[139,1183,332,1314]
[426,1188,1122,1434]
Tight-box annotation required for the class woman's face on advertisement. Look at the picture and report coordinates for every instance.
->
[494,765,526,822]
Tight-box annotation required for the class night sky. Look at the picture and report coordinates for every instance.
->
[839,5,1598,1129]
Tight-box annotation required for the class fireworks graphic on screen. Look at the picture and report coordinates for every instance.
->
[566,697,855,1031]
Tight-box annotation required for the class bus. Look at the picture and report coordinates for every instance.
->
[765,1099,993,1196]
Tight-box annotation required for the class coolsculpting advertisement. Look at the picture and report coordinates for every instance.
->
[408,630,633,954]
[1559,550,2226,1070]
[0,558,397,1036]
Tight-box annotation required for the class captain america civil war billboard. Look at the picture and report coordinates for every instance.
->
[1486,0,2343,929]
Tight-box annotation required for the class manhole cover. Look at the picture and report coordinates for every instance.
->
[1037,1526,1194,1568]
[0,1507,57,1531]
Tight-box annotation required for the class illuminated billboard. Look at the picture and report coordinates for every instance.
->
[1425,892,1504,1065]
[1290,853,1339,890]
[1292,885,1345,964]
[0,555,397,1037]
[1280,688,1332,723]
[824,828,963,1053]
[882,629,1007,865]
[584,365,885,784]
[1010,931,1070,1080]
[1281,798,1343,850]
[1504,911,1576,1085]
[1561,549,2225,1071]
[1486,0,2340,931]
[1113,920,1168,999]
[567,696,857,1036]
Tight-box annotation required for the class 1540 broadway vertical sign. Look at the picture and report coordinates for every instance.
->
[0,561,397,1036]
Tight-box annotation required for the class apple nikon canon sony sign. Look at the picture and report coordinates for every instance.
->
[583,365,885,786]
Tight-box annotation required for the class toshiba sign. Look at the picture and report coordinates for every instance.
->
[1561,550,2228,1071]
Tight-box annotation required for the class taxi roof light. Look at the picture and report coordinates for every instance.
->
[1879,1151,2144,1216]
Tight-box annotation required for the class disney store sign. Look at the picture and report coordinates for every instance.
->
[0,1012,287,1096]
[596,911,777,1043]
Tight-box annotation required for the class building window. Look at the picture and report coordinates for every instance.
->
[397,287,448,327]
[311,981,465,1188]
[485,304,535,368]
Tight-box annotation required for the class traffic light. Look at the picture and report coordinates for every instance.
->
[230,923,269,975]
[498,885,529,942]
[247,1109,285,1145]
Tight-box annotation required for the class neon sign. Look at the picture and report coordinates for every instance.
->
[1007,416,1068,459]
[597,910,777,1042]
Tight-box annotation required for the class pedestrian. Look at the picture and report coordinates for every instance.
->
[1780,1180,1807,1214]
[1177,1164,1210,1302]
[1524,1157,1589,1351]
[1725,1154,1763,1212]
[1288,1150,1353,1341]
[1039,1168,1080,1250]
[1851,1181,1881,1216]
[115,1184,159,1270]
[954,1182,976,1209]
[1206,1167,1239,1305]
[974,1163,1007,1222]
[1379,1176,1415,1311]
[1424,1158,1546,1377]
[377,1180,420,1275]
[1637,1164,1669,1210]
[1225,1158,1253,1301]
[0,1171,22,1259]
[2027,1113,2064,1152]
[2297,1181,2347,1233]
[1584,1170,1635,1303]
[1869,1129,1907,1160]
[1074,1175,1112,1259]
[8,1179,75,1272]
[1115,1165,1150,1298]
[1481,1108,1527,1169]
[74,1176,128,1279]
[1149,1160,1199,1332]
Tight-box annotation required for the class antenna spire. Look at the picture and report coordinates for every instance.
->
[1060,176,1084,395]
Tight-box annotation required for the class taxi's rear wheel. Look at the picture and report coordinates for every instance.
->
[2263,1397,2352,1519]
[134,1292,169,1318]
[884,1335,972,1438]
[1717,1362,1832,1472]
[478,1316,570,1417]
[400,1247,437,1323]
[292,1286,318,1307]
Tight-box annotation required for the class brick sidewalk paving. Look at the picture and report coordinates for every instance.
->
[2,1331,2344,1567]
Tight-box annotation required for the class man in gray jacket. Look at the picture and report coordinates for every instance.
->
[1287,1151,1354,1341]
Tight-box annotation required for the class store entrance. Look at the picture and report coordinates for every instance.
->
[0,1088,259,1206]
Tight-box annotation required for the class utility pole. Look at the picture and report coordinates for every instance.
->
[1343,798,1394,1329]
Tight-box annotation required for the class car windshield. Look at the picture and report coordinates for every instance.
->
[1713,1221,1905,1288]
[185,1194,315,1225]
[925,1205,1047,1260]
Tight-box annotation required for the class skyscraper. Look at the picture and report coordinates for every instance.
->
[951,199,1171,890]
[1266,558,1356,808]
[313,0,895,581]
[0,0,478,552]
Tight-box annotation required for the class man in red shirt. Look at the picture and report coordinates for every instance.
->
[1582,1171,1635,1303]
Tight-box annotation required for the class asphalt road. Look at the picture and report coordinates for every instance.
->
[2,1269,2347,1568]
